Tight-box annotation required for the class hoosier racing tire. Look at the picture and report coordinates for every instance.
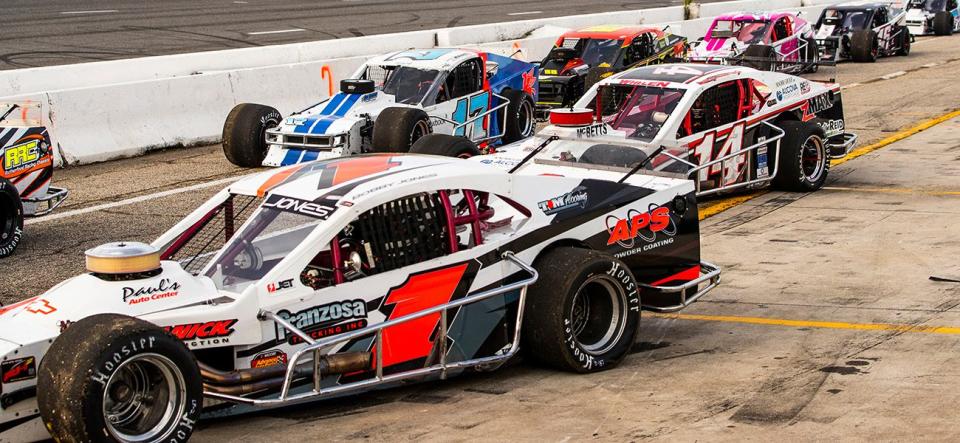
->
[372,107,431,153]
[501,89,536,143]
[0,178,23,258]
[850,30,878,62]
[771,120,829,192]
[522,247,640,373]
[410,134,480,158]
[222,103,282,168]
[38,314,203,443]
[742,44,776,71]
[933,11,954,35]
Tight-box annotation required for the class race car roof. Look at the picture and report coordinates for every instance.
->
[364,48,481,71]
[615,63,744,85]
[827,1,885,10]
[560,25,665,40]
[712,11,797,21]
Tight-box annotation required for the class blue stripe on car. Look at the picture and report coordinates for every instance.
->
[312,93,362,134]
[301,150,319,162]
[281,149,303,165]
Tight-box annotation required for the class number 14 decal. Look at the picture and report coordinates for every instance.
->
[691,122,747,185]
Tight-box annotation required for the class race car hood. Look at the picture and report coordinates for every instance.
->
[689,38,743,59]
[906,7,933,19]
[0,262,218,346]
[278,90,400,137]
[815,23,851,38]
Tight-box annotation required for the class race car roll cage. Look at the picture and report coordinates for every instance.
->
[689,23,819,73]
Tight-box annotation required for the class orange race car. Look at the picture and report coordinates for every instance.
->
[536,25,686,116]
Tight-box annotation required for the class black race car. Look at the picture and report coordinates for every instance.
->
[814,2,913,62]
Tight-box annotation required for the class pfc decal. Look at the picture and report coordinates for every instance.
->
[262,195,336,220]
[605,205,677,249]
[250,350,288,369]
[165,319,237,348]
[123,278,181,305]
[267,278,294,293]
[1,356,37,383]
[274,299,368,345]
[576,123,609,138]
[538,186,588,215]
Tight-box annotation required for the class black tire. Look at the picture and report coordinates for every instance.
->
[522,247,641,373]
[771,120,830,192]
[742,44,776,71]
[500,89,536,143]
[222,103,282,168]
[933,11,954,35]
[897,27,912,56]
[0,178,23,258]
[578,144,648,168]
[850,30,878,62]
[372,107,431,152]
[584,66,614,92]
[38,314,203,443]
[802,37,820,73]
[410,133,481,158]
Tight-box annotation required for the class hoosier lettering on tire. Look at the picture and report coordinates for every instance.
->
[522,247,641,373]
[0,178,23,258]
[38,314,203,443]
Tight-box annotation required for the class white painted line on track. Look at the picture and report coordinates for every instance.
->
[60,10,119,14]
[880,71,907,80]
[508,11,543,16]
[246,28,306,35]
[26,176,244,226]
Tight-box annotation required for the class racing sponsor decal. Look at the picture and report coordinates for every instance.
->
[619,79,672,88]
[538,186,588,215]
[479,157,520,167]
[817,119,845,137]
[164,319,237,347]
[267,278,294,293]
[3,139,42,175]
[803,93,835,121]
[23,298,56,315]
[800,80,811,94]
[576,123,609,138]
[250,349,288,369]
[776,83,799,101]
[275,299,369,345]
[1,357,36,383]
[605,205,679,258]
[91,336,157,386]
[122,278,181,305]
[263,195,336,219]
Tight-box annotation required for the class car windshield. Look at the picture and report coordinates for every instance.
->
[820,9,870,30]
[910,0,945,11]
[366,65,440,105]
[596,84,686,141]
[204,198,326,292]
[558,37,624,66]
[710,19,771,43]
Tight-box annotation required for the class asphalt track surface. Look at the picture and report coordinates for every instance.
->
[0,0,720,70]
[0,34,958,440]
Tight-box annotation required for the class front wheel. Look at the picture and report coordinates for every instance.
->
[500,89,536,143]
[933,11,954,35]
[371,107,431,152]
[222,103,282,168]
[522,247,641,373]
[897,28,911,56]
[0,178,23,258]
[850,30,878,62]
[38,314,203,443]
[771,120,829,192]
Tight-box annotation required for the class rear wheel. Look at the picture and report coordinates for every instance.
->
[0,178,23,258]
[38,314,203,443]
[372,107,431,152]
[897,27,912,56]
[771,120,829,192]
[742,44,776,71]
[410,134,480,158]
[933,11,954,35]
[222,103,282,167]
[850,30,878,62]
[522,247,641,373]
[501,89,536,143]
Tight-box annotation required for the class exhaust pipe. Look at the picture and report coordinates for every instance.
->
[200,352,372,394]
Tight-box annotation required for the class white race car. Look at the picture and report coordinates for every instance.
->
[481,63,858,196]
[903,0,960,35]
[222,48,538,168]
[0,153,719,441]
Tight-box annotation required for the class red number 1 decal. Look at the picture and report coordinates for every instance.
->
[691,122,747,185]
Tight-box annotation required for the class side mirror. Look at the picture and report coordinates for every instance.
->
[485,61,499,79]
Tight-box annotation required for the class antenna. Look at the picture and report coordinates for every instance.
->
[508,135,559,174]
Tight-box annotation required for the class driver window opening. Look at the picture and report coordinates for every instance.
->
[443,58,484,103]
[300,191,530,290]
[595,84,684,140]
[677,79,752,138]
[161,194,259,275]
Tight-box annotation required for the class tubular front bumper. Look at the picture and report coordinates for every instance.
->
[640,261,722,313]
[23,186,68,217]
[827,132,859,159]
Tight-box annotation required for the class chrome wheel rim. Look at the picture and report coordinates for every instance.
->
[518,99,535,137]
[570,275,628,354]
[102,353,187,442]
[800,134,826,183]
[411,120,430,145]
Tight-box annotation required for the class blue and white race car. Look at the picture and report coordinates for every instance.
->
[903,0,960,35]
[222,48,539,167]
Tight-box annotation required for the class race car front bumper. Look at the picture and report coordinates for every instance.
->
[827,132,859,159]
[640,261,722,312]
[23,186,68,217]
[817,37,845,63]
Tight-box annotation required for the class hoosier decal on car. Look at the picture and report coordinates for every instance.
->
[274,299,369,344]
[250,350,288,369]
[164,319,237,347]
[123,278,181,305]
[606,205,678,258]
[538,186,588,215]
[1,356,37,383]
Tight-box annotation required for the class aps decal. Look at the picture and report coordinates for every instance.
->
[605,205,678,257]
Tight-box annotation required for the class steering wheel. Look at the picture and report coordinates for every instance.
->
[630,123,660,139]
[231,240,263,273]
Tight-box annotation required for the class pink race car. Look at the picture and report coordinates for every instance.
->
[687,11,821,73]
